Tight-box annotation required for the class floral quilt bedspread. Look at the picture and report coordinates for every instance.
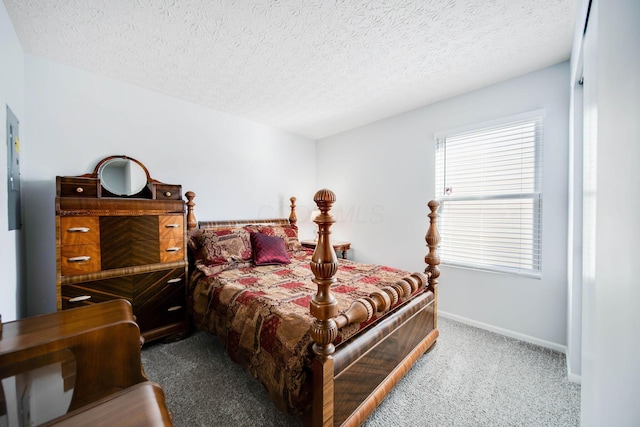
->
[188,249,422,414]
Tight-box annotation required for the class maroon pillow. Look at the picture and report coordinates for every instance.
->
[248,225,302,252]
[250,232,291,265]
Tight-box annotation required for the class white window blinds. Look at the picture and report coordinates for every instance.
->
[435,114,543,277]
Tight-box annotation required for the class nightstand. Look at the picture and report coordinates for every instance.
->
[301,240,351,259]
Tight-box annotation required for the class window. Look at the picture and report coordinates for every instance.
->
[435,112,543,277]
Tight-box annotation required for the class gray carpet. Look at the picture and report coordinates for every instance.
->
[141,317,580,426]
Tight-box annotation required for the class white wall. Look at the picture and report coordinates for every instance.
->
[578,0,640,425]
[22,54,317,316]
[0,1,25,321]
[317,62,570,349]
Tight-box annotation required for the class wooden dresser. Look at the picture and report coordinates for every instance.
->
[55,156,189,343]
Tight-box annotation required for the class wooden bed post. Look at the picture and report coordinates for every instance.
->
[289,196,298,228]
[185,191,197,230]
[309,189,339,427]
[425,200,440,327]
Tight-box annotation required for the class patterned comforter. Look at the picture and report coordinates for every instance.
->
[188,249,421,414]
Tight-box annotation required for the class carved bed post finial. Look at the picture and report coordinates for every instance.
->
[185,191,197,230]
[289,196,297,229]
[425,200,440,287]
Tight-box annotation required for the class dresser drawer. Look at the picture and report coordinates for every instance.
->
[57,177,100,198]
[159,215,184,239]
[159,237,184,263]
[153,184,182,201]
[135,280,186,333]
[61,285,117,309]
[63,268,184,300]
[60,216,100,246]
[60,244,101,275]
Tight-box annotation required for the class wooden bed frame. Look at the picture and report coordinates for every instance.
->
[185,189,440,427]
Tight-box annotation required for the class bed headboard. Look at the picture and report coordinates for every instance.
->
[185,191,297,230]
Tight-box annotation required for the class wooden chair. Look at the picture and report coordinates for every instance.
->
[0,299,172,426]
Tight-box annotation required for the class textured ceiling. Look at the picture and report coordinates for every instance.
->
[4,0,576,140]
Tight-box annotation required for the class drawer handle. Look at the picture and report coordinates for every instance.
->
[167,305,182,312]
[68,256,91,262]
[167,278,182,284]
[76,187,84,193]
[69,295,92,302]
[164,191,172,197]
[166,247,181,252]
[165,223,180,228]
[67,227,90,233]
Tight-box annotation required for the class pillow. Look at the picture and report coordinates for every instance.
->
[250,232,291,265]
[189,227,252,265]
[249,225,302,252]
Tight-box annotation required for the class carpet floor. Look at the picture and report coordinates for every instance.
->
[141,317,580,426]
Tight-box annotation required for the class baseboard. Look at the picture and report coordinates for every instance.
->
[438,311,568,354]
[565,358,583,384]
[567,371,582,384]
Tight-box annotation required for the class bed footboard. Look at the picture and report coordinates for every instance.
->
[332,291,437,426]
[308,189,440,427]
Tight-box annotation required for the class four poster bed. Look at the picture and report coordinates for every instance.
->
[184,189,441,427]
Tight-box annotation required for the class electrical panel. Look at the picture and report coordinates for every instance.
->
[6,105,21,230]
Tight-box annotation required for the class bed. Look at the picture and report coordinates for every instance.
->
[184,189,441,426]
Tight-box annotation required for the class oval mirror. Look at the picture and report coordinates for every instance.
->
[98,157,148,196]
